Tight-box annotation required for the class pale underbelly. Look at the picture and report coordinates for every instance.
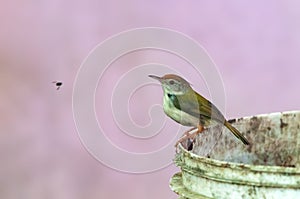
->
[163,98,200,127]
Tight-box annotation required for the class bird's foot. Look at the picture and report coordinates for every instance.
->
[175,125,205,148]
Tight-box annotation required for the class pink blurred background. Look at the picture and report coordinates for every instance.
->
[1,1,300,198]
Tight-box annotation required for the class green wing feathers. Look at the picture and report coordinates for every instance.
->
[169,91,250,145]
[176,91,225,122]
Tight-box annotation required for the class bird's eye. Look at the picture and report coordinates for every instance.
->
[169,80,175,85]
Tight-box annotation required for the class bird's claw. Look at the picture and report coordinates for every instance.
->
[175,125,204,149]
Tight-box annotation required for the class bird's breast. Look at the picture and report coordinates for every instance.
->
[163,94,199,127]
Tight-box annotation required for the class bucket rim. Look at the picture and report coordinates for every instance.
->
[177,110,300,174]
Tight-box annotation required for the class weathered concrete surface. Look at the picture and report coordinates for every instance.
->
[170,111,300,199]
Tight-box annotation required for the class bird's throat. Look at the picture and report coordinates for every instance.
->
[167,93,178,105]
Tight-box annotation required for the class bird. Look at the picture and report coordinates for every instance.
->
[148,74,250,146]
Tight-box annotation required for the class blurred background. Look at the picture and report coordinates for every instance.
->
[1,1,300,198]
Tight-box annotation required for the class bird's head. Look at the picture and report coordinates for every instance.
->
[148,74,192,95]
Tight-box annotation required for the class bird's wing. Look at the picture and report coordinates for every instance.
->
[171,91,225,123]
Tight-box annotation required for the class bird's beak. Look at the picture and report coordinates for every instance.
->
[148,75,162,82]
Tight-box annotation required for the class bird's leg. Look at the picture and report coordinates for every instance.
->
[175,125,205,147]
[196,124,204,134]
[182,126,198,138]
[188,124,205,140]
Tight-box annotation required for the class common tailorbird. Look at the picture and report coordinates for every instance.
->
[149,74,250,145]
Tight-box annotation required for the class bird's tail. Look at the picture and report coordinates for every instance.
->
[224,121,250,145]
